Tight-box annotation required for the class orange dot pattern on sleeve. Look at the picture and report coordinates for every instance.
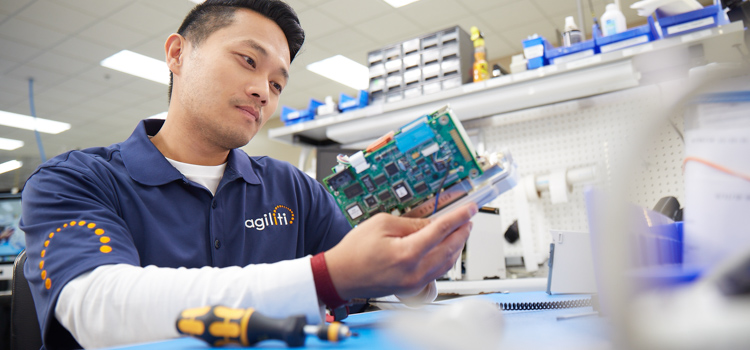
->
[38,220,113,290]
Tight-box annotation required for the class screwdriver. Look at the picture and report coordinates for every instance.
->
[176,305,353,347]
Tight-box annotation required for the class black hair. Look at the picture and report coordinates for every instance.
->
[168,0,304,101]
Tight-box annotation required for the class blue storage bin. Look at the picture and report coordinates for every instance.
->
[522,35,552,69]
[338,90,369,112]
[545,39,599,65]
[657,4,727,38]
[594,16,660,53]
[280,98,324,126]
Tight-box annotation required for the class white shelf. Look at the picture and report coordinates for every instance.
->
[268,22,745,146]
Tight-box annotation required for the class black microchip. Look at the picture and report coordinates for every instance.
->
[415,173,424,181]
[416,158,425,166]
[369,207,383,215]
[392,182,412,202]
[435,161,446,172]
[414,182,428,193]
[364,195,378,207]
[385,163,399,176]
[374,175,387,186]
[361,175,376,193]
[378,190,392,201]
[326,168,354,191]
[344,183,364,199]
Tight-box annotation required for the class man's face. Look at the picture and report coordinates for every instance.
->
[175,9,291,150]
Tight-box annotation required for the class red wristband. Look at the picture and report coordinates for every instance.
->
[311,252,348,309]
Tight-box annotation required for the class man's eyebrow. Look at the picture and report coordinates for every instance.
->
[241,39,289,81]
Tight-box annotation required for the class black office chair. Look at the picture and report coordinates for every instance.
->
[10,250,43,350]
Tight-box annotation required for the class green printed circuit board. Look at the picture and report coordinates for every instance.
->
[323,106,483,226]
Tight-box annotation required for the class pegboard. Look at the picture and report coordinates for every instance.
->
[465,84,686,262]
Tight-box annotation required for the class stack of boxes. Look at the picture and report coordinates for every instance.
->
[367,26,474,104]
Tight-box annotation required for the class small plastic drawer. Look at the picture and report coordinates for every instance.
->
[423,81,441,95]
[368,50,383,64]
[440,42,459,58]
[545,39,598,65]
[595,16,659,53]
[421,49,439,65]
[370,90,385,104]
[403,85,422,99]
[403,53,420,68]
[385,58,402,73]
[386,89,403,103]
[441,76,462,90]
[404,67,421,84]
[422,62,440,79]
[369,77,385,92]
[369,64,385,78]
[441,28,459,45]
[440,57,460,75]
[385,46,401,60]
[421,34,439,50]
[402,38,420,55]
[386,73,403,88]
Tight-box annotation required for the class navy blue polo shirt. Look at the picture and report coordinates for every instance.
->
[20,119,352,349]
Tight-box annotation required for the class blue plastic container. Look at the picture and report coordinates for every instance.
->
[594,16,660,53]
[545,39,599,65]
[338,90,369,112]
[522,36,552,69]
[280,98,324,125]
[657,4,727,38]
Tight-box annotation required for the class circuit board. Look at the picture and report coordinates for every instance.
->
[323,105,484,227]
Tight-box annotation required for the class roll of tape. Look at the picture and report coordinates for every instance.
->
[549,169,571,204]
[523,175,540,201]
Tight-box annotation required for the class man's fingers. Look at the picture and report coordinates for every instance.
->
[370,213,430,238]
[418,220,472,281]
[405,203,477,252]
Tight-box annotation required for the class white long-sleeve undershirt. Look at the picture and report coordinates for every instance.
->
[55,257,323,349]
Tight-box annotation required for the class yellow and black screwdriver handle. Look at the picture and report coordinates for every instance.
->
[176,305,307,347]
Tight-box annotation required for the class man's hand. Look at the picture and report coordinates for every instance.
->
[325,203,478,300]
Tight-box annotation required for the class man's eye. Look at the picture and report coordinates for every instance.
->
[272,82,283,93]
[244,56,256,68]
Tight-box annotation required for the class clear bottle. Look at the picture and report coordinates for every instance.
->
[562,16,583,47]
[470,26,489,82]
[601,3,627,36]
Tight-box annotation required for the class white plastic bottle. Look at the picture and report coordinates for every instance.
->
[562,16,583,47]
[600,3,627,36]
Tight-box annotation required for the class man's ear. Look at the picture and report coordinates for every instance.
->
[165,33,186,77]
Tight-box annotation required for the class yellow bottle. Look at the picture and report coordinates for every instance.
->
[470,26,489,83]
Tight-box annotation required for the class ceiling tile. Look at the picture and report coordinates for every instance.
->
[0,89,24,107]
[284,0,310,13]
[18,0,98,34]
[354,12,423,45]
[459,0,516,13]
[297,8,345,40]
[314,29,377,56]
[77,20,149,48]
[96,88,154,109]
[51,36,119,62]
[108,3,180,35]
[120,79,167,98]
[53,77,108,99]
[0,17,68,48]
[29,51,91,76]
[317,0,392,26]
[398,0,469,31]
[479,0,545,33]
[139,0,195,21]
[52,0,130,17]
[483,30,517,60]
[0,56,20,74]
[0,0,35,15]
[79,65,137,88]
[0,75,29,97]
[7,64,68,90]
[35,83,91,107]
[531,0,578,18]
[292,42,335,67]
[0,37,42,62]
[131,37,169,63]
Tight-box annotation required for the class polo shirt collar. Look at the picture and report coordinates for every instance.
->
[121,119,261,186]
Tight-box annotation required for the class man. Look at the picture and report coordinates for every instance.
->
[20,1,476,348]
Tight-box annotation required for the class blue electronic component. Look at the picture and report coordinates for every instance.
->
[394,117,435,153]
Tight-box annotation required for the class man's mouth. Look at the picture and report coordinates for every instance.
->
[237,105,261,122]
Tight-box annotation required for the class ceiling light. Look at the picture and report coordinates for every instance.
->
[382,0,421,8]
[0,160,22,174]
[0,110,71,134]
[148,111,168,119]
[306,55,368,91]
[188,0,205,3]
[0,138,24,151]
[100,50,169,85]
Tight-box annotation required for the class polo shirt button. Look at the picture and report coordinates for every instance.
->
[211,201,217,209]
[214,239,221,249]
